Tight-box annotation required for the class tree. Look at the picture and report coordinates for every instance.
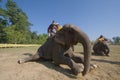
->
[0,18,8,43]
[0,0,47,44]
[4,0,33,44]
[112,36,120,45]
[6,0,32,31]
[0,1,8,43]
[38,34,47,44]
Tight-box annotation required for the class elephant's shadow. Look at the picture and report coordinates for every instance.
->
[91,52,107,56]
[91,52,102,56]
[23,53,77,78]
[92,58,120,65]
[79,52,105,56]
[37,61,78,78]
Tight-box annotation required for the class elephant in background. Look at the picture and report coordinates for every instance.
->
[93,40,110,56]
[18,24,94,76]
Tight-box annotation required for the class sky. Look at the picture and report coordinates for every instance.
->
[1,0,120,40]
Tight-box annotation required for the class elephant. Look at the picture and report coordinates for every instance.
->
[18,24,93,76]
[93,40,110,56]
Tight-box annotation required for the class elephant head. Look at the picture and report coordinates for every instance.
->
[54,24,91,75]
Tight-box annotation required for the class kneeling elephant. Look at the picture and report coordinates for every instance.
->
[93,41,110,56]
[18,24,96,75]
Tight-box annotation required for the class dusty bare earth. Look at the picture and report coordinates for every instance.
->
[0,45,120,80]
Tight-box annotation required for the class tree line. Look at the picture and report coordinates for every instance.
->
[111,36,120,45]
[0,0,47,44]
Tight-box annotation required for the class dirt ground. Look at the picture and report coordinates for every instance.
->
[0,45,120,80]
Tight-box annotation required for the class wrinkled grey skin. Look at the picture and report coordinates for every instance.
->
[93,41,110,56]
[18,24,91,76]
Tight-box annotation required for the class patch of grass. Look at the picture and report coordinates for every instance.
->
[109,45,120,54]
[0,44,39,48]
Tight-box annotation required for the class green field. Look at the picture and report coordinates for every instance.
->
[0,44,39,48]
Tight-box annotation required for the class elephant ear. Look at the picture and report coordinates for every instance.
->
[54,28,66,45]
[54,35,65,45]
[66,26,78,45]
[54,25,77,46]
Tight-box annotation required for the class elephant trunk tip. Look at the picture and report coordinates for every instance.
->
[82,66,90,76]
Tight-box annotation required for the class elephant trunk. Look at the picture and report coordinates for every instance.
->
[78,31,91,76]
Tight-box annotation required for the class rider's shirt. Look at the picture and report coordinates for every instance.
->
[98,38,105,42]
[48,24,54,33]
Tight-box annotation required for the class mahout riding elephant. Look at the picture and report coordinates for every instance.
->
[47,21,74,51]
[93,40,110,56]
[18,24,94,76]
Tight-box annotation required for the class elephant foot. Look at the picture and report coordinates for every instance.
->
[90,64,97,71]
[72,64,84,75]
[54,63,60,66]
[106,54,110,57]
[18,59,25,64]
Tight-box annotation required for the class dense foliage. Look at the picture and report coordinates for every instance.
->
[0,0,47,44]
[111,36,120,45]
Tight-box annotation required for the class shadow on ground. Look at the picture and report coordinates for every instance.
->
[22,53,77,79]
[92,58,120,65]
[23,53,33,56]
[37,61,78,79]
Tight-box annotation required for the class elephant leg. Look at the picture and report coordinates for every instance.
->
[18,52,40,64]
[104,49,110,56]
[104,46,110,56]
[71,54,84,63]
[53,55,84,75]
[71,54,97,71]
